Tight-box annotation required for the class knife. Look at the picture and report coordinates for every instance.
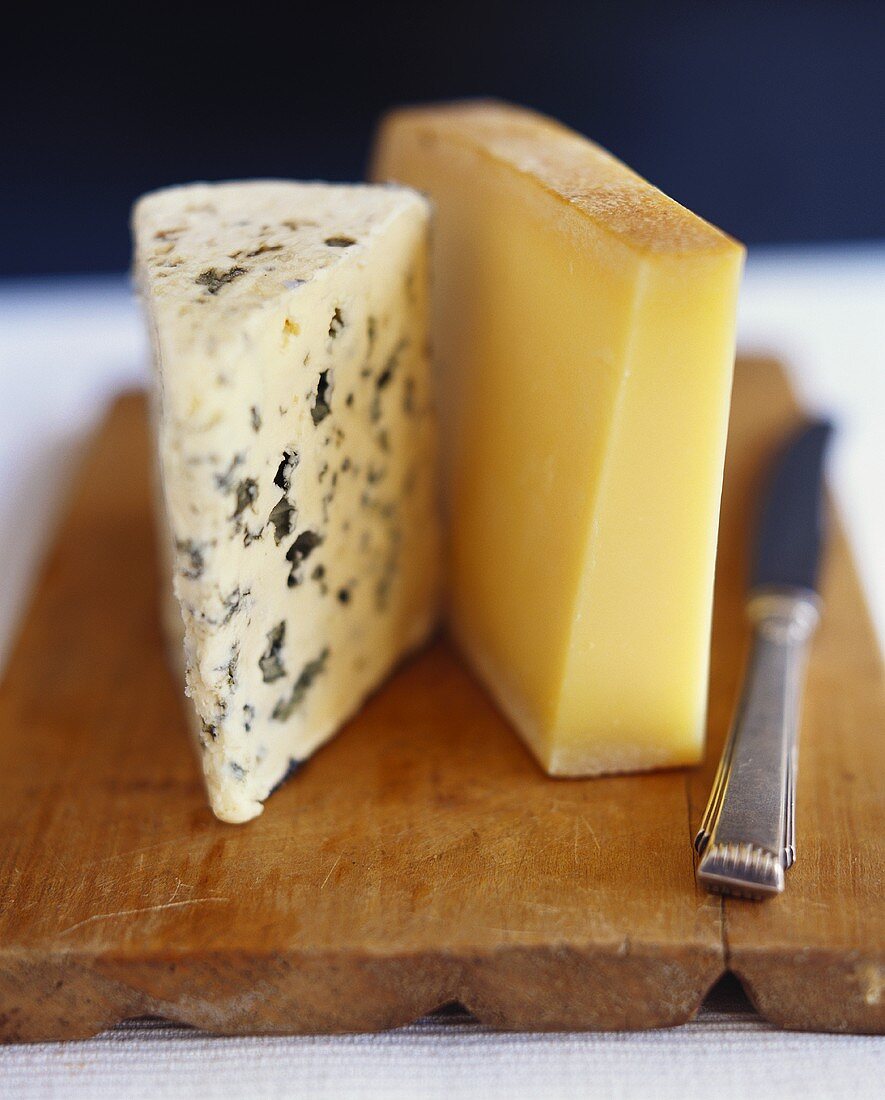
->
[695,419,833,899]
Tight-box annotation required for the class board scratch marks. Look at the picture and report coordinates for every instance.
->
[169,877,193,902]
[319,855,342,890]
[579,814,601,853]
[58,897,230,937]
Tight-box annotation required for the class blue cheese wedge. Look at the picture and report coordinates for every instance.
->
[133,181,441,822]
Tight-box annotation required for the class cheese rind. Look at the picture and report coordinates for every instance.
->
[133,181,440,821]
[372,101,744,775]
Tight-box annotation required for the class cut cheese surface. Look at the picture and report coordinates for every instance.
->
[133,181,440,821]
[372,101,744,776]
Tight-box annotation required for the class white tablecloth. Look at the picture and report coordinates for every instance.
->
[1,246,883,1098]
[1,997,882,1100]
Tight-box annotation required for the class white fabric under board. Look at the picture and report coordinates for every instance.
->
[2,1004,883,1100]
[0,246,883,1098]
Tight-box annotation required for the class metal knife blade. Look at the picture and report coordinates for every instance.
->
[752,420,833,594]
[695,419,833,899]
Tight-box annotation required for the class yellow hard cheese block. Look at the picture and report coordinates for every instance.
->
[372,101,745,776]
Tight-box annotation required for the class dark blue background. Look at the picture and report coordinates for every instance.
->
[3,1,883,276]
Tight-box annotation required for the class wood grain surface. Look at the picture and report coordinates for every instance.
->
[0,358,881,1042]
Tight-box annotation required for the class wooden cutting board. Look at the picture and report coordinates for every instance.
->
[0,358,882,1043]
